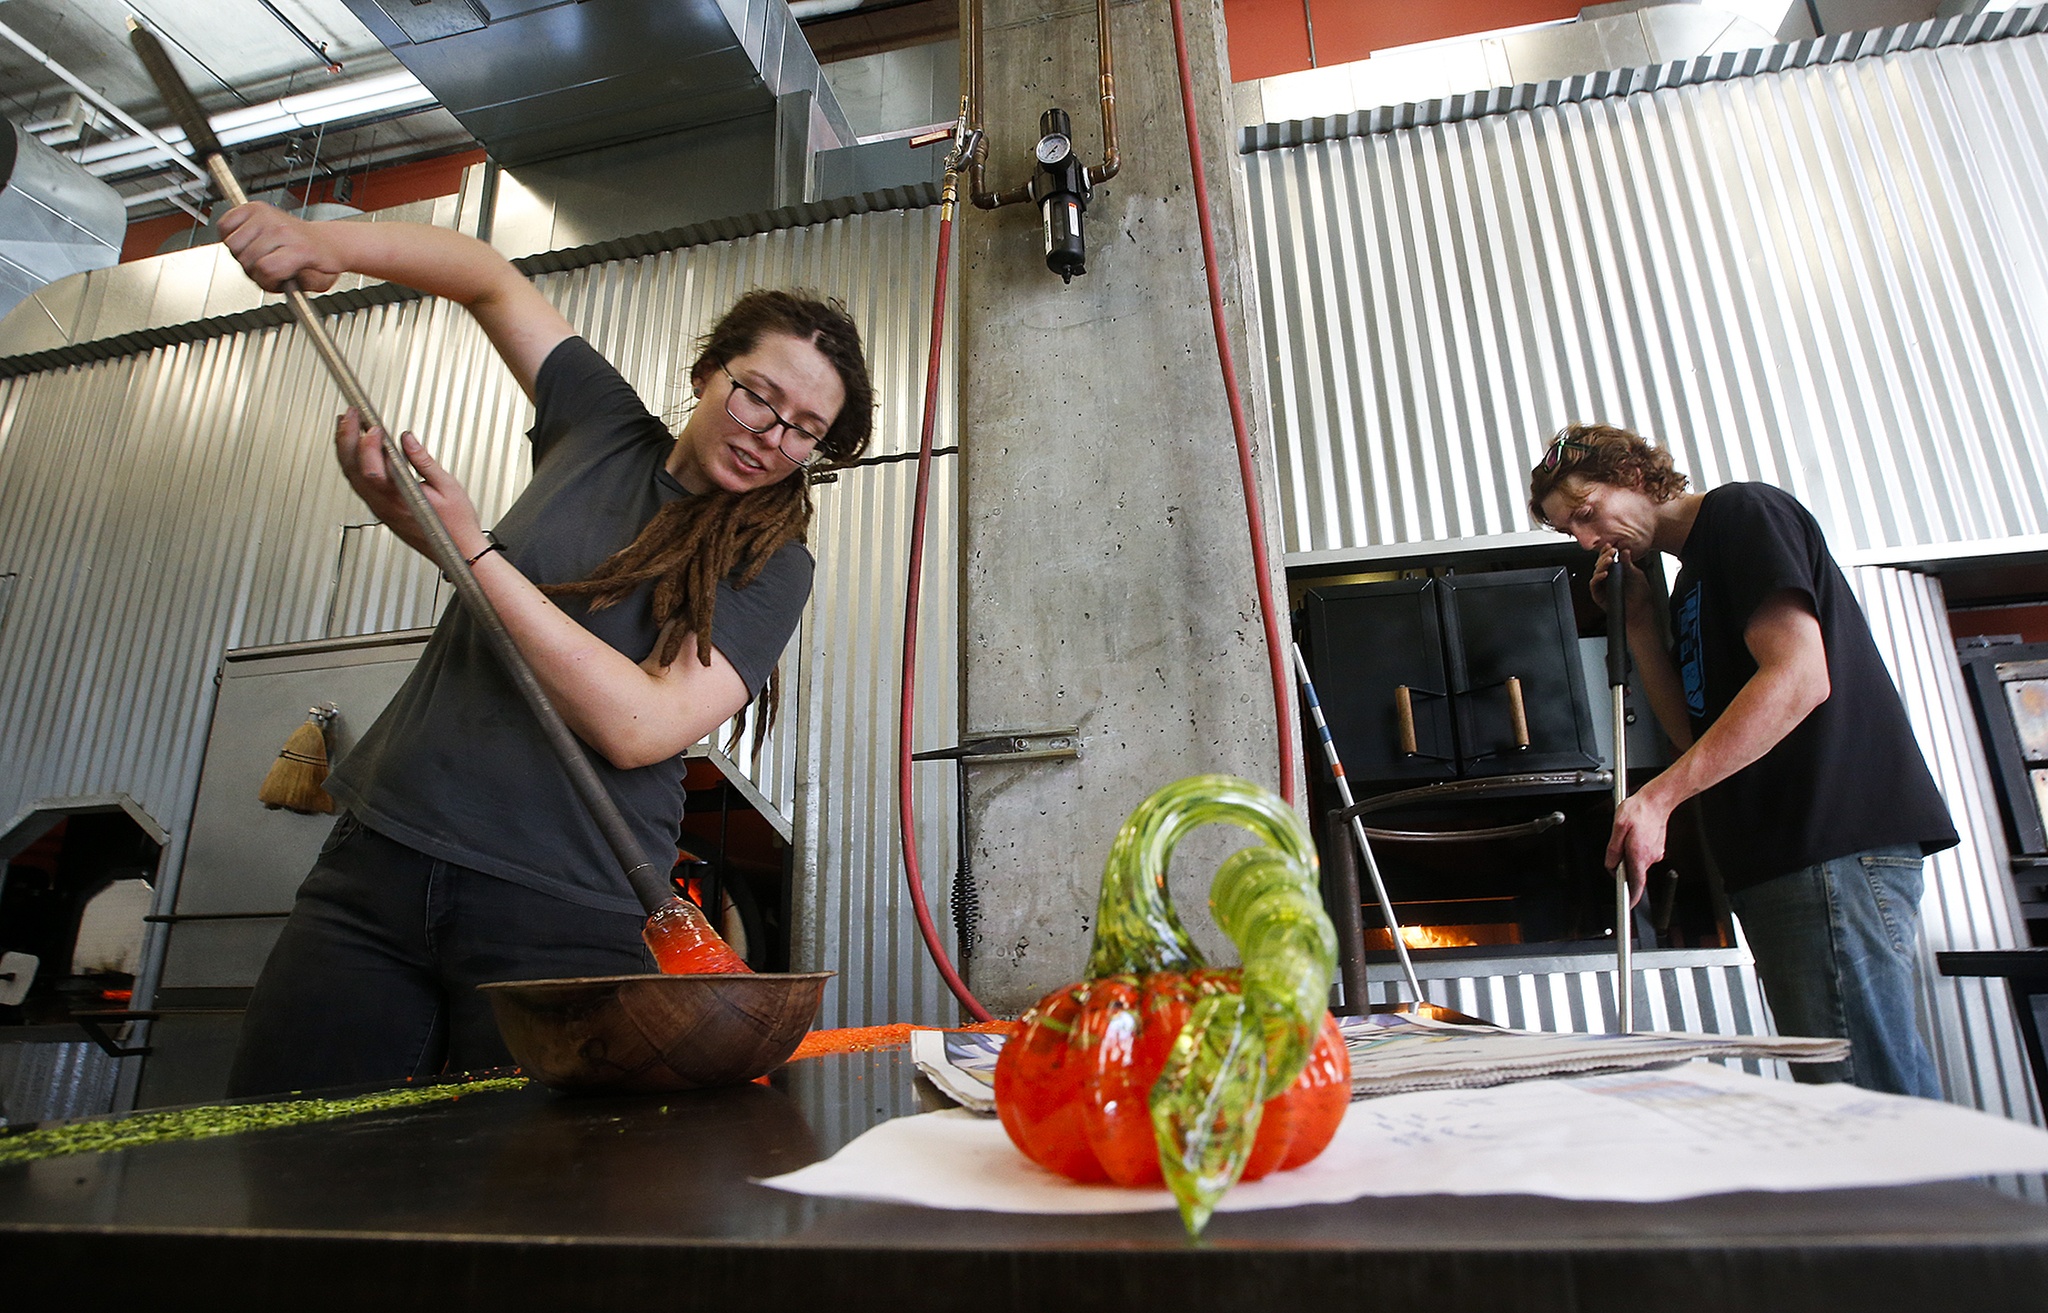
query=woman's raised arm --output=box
[219,201,573,402]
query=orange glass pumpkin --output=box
[995,969,1350,1187]
[990,776,1350,1233]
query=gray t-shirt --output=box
[325,337,813,913]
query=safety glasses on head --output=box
[716,357,826,470]
[1535,428,1595,475]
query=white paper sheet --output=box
[760,1062,2048,1214]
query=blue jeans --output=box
[228,814,657,1097]
[1728,845,1942,1099]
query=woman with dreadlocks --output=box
[216,202,872,1096]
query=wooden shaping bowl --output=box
[479,972,832,1093]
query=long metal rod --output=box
[1365,814,1565,845]
[129,22,671,916]
[1608,567,1633,1033]
[1341,770,1611,817]
[1293,644,1423,1003]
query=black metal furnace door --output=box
[1440,568,1602,777]
[1301,578,1455,785]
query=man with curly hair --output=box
[1530,424,1955,1097]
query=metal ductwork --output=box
[339,0,853,168]
[0,120,124,325]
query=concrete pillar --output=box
[957,0,1292,1014]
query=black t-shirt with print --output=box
[1668,483,1956,890]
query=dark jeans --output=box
[228,814,656,1097]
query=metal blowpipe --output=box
[126,21,673,916]
[1292,644,1425,1005]
[1607,553,1634,1033]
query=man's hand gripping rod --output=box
[128,22,672,915]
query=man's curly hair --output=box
[1528,422,1689,526]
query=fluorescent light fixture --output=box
[75,71,437,175]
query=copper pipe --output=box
[963,0,1118,207]
[963,0,1026,207]
[1086,0,1120,186]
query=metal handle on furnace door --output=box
[1504,676,1530,750]
[1394,685,1417,757]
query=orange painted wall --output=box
[122,212,203,262]
[298,149,485,213]
[1224,0,1585,81]
[1952,605,2048,646]
[1222,0,1317,80]
[119,149,486,264]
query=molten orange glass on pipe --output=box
[642,897,751,975]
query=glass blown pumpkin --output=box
[992,775,1350,1233]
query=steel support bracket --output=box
[911,726,1081,765]
[69,1011,152,1058]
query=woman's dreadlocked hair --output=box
[542,290,874,758]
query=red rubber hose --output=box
[898,181,994,1021]
[1165,0,1300,804]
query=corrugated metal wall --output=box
[1243,20,2045,1119]
[1850,566,2041,1123]
[0,205,964,1073]
[1245,25,2048,558]
[800,451,963,1030]
[1364,951,1781,1074]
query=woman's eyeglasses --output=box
[1536,431,1594,474]
[717,358,826,470]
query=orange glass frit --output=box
[642,896,751,974]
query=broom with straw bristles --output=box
[259,705,339,814]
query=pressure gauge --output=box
[1035,132,1072,165]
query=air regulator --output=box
[1029,107,1092,283]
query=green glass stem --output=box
[1082,774,1336,1235]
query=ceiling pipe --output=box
[789,0,865,17]
[118,176,214,212]
[256,0,344,73]
[0,15,207,184]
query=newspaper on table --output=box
[910,1014,1849,1115]
[1335,1012,1848,1097]
[910,1028,1003,1114]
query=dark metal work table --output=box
[4,1047,2046,1313]
[1939,948,2048,1112]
